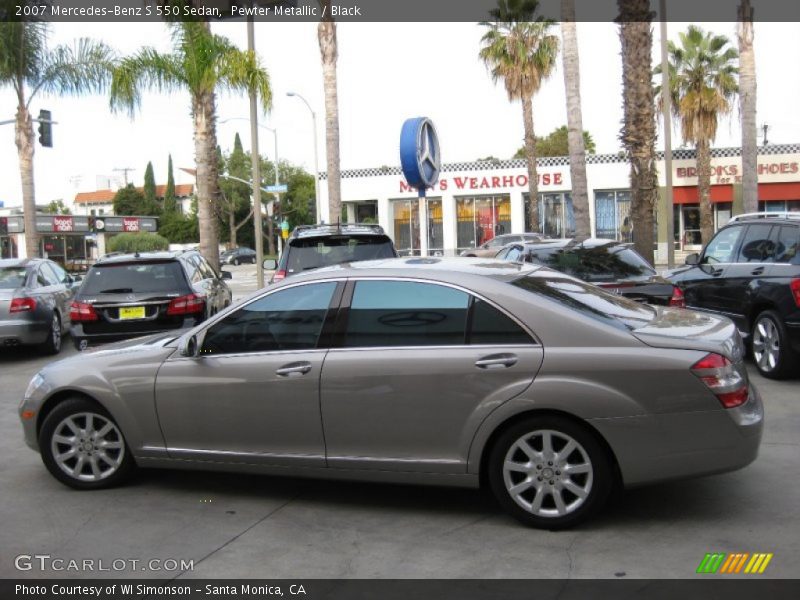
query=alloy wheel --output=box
[752,316,780,373]
[50,412,126,482]
[51,314,61,352]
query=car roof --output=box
[510,238,631,251]
[94,251,188,265]
[727,211,800,225]
[0,258,43,268]
[289,223,388,240]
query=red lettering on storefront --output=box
[469,178,478,189]
[399,181,414,193]
[554,173,563,185]
[123,218,140,232]
[502,175,514,187]
[491,176,501,187]
[542,174,551,185]
[515,175,528,187]
[439,179,448,190]
[479,177,490,188]
[52,216,73,232]
[454,177,468,189]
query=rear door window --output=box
[773,225,799,263]
[469,299,534,345]
[0,267,29,289]
[736,224,775,263]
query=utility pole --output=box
[113,167,135,186]
[247,14,265,288]
[659,0,675,268]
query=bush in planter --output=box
[107,232,170,254]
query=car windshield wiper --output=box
[97,288,134,293]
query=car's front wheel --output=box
[752,310,796,379]
[39,398,135,490]
[488,415,613,529]
[233,257,241,266]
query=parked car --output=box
[495,238,684,306]
[459,233,545,258]
[267,223,397,283]
[0,258,79,354]
[665,211,800,379]
[220,247,257,265]
[22,257,762,529]
[69,250,233,350]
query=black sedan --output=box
[0,258,80,354]
[495,238,684,306]
[220,247,256,265]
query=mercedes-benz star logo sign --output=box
[416,120,441,187]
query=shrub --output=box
[107,232,170,253]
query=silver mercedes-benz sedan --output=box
[19,258,763,529]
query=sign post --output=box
[399,117,441,257]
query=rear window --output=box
[526,244,656,282]
[285,236,396,274]
[512,271,656,331]
[0,267,29,289]
[80,262,187,294]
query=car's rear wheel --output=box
[233,257,241,266]
[39,313,62,355]
[488,415,613,529]
[752,310,796,379]
[39,398,135,490]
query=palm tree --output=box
[0,21,114,259]
[617,0,659,265]
[318,0,342,223]
[560,0,590,238]
[480,0,559,233]
[657,25,738,245]
[110,21,272,271]
[738,0,758,214]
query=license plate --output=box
[119,306,146,320]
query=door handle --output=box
[276,362,312,377]
[710,268,724,277]
[751,267,765,275]
[475,354,518,369]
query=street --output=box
[1,265,798,580]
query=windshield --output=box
[512,271,656,331]
[526,244,656,282]
[0,267,29,290]
[285,236,396,274]
[80,262,187,294]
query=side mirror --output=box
[685,253,700,266]
[220,270,233,280]
[263,258,278,270]
[179,334,199,358]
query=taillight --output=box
[669,286,686,308]
[272,269,286,282]
[69,301,98,322]
[9,297,36,313]
[167,294,205,316]
[691,352,748,409]
[790,278,800,308]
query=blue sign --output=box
[265,184,288,193]
[400,117,441,197]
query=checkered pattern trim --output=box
[318,143,800,180]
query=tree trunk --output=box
[521,95,539,233]
[192,90,222,272]
[229,209,237,249]
[561,1,590,238]
[697,138,714,245]
[15,103,39,259]
[618,1,658,265]
[318,11,342,224]
[738,0,758,214]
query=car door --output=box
[196,254,230,311]
[42,261,75,327]
[720,223,776,329]
[680,224,746,313]
[34,263,68,321]
[154,280,342,466]
[319,279,543,474]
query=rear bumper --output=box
[0,319,49,346]
[590,383,763,487]
[786,320,800,354]
[71,317,199,348]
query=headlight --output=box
[24,373,46,399]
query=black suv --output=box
[269,223,397,283]
[70,250,233,350]
[666,212,800,378]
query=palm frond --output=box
[0,21,48,95]
[110,48,184,117]
[216,47,272,114]
[32,38,116,104]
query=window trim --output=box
[330,276,541,351]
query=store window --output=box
[456,195,511,253]
[594,190,631,241]
[427,199,444,256]
[392,199,420,256]
[759,200,800,213]
[522,192,576,239]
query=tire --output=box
[39,312,62,355]
[251,256,257,264]
[39,397,135,490]
[233,258,240,266]
[487,415,613,529]
[751,310,797,379]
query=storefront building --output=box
[322,143,800,263]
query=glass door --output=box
[392,199,420,256]
[681,206,702,250]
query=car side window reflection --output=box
[344,281,469,347]
[736,224,775,263]
[200,282,337,355]
[703,226,744,264]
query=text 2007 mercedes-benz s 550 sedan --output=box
[19,258,763,529]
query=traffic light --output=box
[38,110,52,148]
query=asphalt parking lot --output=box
[1,264,798,580]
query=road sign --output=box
[265,184,288,193]
[400,117,441,197]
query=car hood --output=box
[632,307,744,362]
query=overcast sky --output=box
[1,21,799,208]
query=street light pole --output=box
[287,91,321,223]
[246,16,265,288]
[660,0,675,269]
